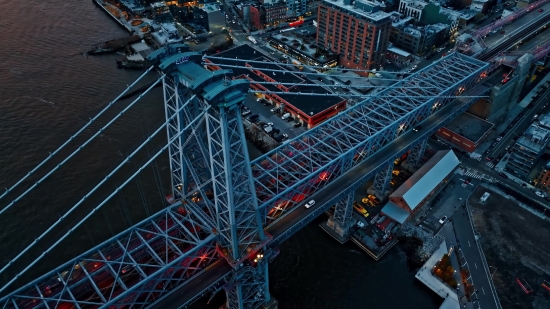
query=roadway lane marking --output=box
[482,287,486,295]
[475,263,478,269]
[468,241,471,247]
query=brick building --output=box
[249,4,263,30]
[435,112,493,153]
[316,0,392,76]
[205,45,346,128]
[262,2,287,26]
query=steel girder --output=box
[269,85,491,246]
[0,201,218,309]
[372,164,394,196]
[206,105,267,263]
[332,192,355,227]
[251,53,488,226]
[224,260,270,309]
[163,77,217,231]
[407,139,428,168]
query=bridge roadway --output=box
[151,83,491,309]
[483,3,550,50]
[480,0,550,46]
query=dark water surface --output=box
[0,1,441,308]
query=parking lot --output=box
[242,93,306,141]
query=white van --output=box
[281,113,291,120]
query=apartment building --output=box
[316,0,392,75]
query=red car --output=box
[539,9,544,12]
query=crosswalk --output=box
[463,171,484,179]
[474,156,495,168]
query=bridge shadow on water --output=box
[190,215,442,309]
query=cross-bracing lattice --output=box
[0,201,218,309]
[250,53,488,226]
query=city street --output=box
[453,196,500,309]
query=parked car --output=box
[270,107,280,113]
[294,122,301,128]
[535,191,544,197]
[438,216,448,224]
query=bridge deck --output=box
[251,53,487,225]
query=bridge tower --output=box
[150,46,277,309]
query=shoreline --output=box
[92,0,141,35]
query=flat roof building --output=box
[436,112,494,153]
[316,0,392,76]
[205,45,345,128]
[269,33,339,67]
[506,124,550,179]
[382,150,459,223]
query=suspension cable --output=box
[0,69,159,216]
[0,95,207,294]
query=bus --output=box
[281,27,296,33]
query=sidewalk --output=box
[415,241,461,309]
[439,223,475,309]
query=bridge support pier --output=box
[369,163,393,199]
[325,191,355,239]
[406,139,428,169]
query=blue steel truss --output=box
[252,53,489,226]
[151,47,272,309]
[268,84,491,247]
[0,51,490,309]
[0,201,218,309]
[332,192,354,227]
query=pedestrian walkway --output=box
[463,171,484,180]
[415,241,461,309]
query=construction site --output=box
[468,186,550,309]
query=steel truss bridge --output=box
[0,45,490,309]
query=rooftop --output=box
[517,124,550,152]
[388,46,411,57]
[538,113,550,130]
[389,12,413,27]
[321,0,391,22]
[270,33,338,64]
[202,3,221,13]
[381,201,411,223]
[456,9,478,20]
[215,45,344,115]
[443,112,494,143]
[390,150,460,211]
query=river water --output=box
[0,0,441,308]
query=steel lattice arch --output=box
[0,45,489,309]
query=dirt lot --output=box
[469,186,550,309]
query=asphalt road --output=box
[453,190,500,309]
[482,1,550,47]
[486,86,550,160]
[515,24,550,51]
[150,261,232,309]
